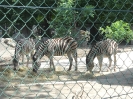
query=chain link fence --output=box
[0,0,133,99]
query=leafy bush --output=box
[99,20,133,43]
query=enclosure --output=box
[0,0,133,99]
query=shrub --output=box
[99,20,133,43]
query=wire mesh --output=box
[0,0,133,99]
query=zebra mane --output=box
[87,47,97,62]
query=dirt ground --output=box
[0,42,133,99]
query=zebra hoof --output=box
[13,68,17,71]
[33,69,37,73]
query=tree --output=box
[50,0,95,37]
[2,0,132,39]
[88,0,133,24]
[0,0,57,37]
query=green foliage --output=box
[88,0,133,24]
[0,0,56,25]
[50,0,95,37]
[50,0,75,37]
[99,20,133,43]
[1,0,133,39]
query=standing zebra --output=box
[86,39,118,73]
[32,37,78,73]
[13,38,35,70]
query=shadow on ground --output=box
[95,68,133,86]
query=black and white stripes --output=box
[13,38,35,70]
[13,36,118,73]
[86,39,118,72]
[32,37,78,72]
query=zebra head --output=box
[86,53,95,72]
[86,60,94,72]
[32,52,41,73]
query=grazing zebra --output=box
[32,37,78,73]
[13,38,35,70]
[86,39,118,73]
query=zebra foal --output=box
[32,37,78,73]
[86,39,118,73]
[13,38,35,70]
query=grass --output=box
[0,65,95,87]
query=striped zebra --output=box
[32,37,78,73]
[86,39,118,73]
[13,38,35,70]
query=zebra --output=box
[13,38,35,70]
[32,36,78,73]
[86,39,118,73]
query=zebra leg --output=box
[108,55,112,72]
[29,50,35,68]
[97,56,103,73]
[72,51,77,71]
[22,54,24,66]
[31,50,35,60]
[26,55,30,67]
[13,53,20,70]
[67,53,73,71]
[114,54,116,71]
[50,58,55,71]
[48,55,55,71]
